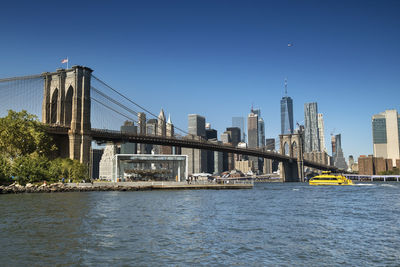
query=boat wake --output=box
[380,184,397,188]
[353,183,375,186]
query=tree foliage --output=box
[49,158,88,182]
[11,154,51,185]
[0,110,89,185]
[379,168,400,175]
[0,156,11,185]
[0,110,56,160]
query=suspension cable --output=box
[0,74,44,83]
[91,86,139,116]
[91,97,138,123]
[92,75,192,137]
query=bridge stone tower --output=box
[279,133,305,182]
[42,66,92,164]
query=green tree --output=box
[11,154,51,185]
[71,160,88,182]
[0,156,11,185]
[0,110,89,184]
[380,168,400,175]
[48,158,64,182]
[48,158,88,182]
[0,110,56,160]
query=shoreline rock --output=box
[0,181,253,194]
[0,183,154,194]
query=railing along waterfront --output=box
[344,174,400,182]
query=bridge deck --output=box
[45,124,340,171]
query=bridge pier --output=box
[42,66,92,164]
[279,133,304,182]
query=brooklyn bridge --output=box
[0,66,342,181]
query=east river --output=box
[1,182,400,266]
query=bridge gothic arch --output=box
[42,66,93,163]
[279,133,304,182]
[50,88,58,124]
[64,85,73,127]
[284,142,290,156]
[292,141,298,158]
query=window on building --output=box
[372,118,387,144]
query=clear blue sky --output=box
[1,0,400,160]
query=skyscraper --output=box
[157,109,167,154]
[331,135,336,157]
[157,109,166,137]
[188,114,206,137]
[182,114,207,174]
[304,102,320,152]
[146,119,157,154]
[226,127,241,147]
[205,125,217,174]
[317,113,326,152]
[372,109,400,167]
[252,108,265,148]
[333,134,347,170]
[120,121,137,154]
[232,117,245,142]
[265,138,275,151]
[258,117,265,148]
[165,114,175,154]
[247,110,258,149]
[280,79,294,134]
[248,109,259,172]
[146,119,157,136]
[137,112,146,154]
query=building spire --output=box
[167,113,172,124]
[284,78,288,96]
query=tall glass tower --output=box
[280,79,294,134]
[252,109,265,147]
[304,102,320,152]
[232,117,245,142]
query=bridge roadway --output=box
[45,125,340,172]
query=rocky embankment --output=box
[1,181,254,194]
[0,182,152,194]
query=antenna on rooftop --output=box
[284,78,288,96]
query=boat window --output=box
[311,177,338,180]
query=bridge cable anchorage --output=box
[91,75,199,139]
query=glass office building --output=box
[372,110,400,166]
[304,102,320,152]
[232,116,245,142]
[281,96,294,134]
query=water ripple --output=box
[1,183,400,266]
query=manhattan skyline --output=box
[1,0,400,159]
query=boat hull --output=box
[309,172,354,186]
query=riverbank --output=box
[0,181,253,194]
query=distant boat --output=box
[309,171,354,186]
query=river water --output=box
[1,182,400,266]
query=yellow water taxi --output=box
[309,171,354,185]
